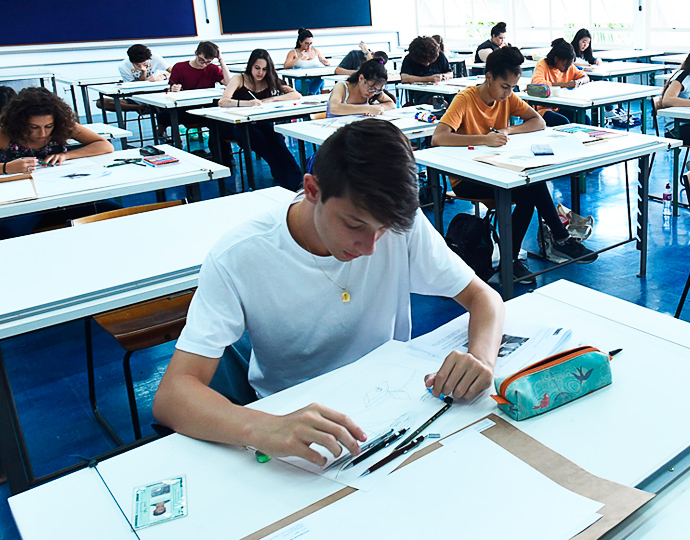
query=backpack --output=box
[445,212,497,282]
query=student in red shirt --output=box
[169,41,231,91]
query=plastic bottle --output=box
[663,182,672,218]
[415,111,437,123]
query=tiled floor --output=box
[2,101,689,538]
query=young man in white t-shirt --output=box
[153,120,505,466]
[118,44,171,83]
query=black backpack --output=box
[445,212,497,282]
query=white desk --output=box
[276,66,337,88]
[274,110,438,170]
[594,49,663,62]
[468,58,538,74]
[322,72,402,83]
[0,66,57,93]
[188,95,330,190]
[651,53,688,65]
[516,80,661,133]
[90,81,172,130]
[9,280,690,538]
[55,75,124,123]
[73,123,133,149]
[0,145,230,219]
[130,89,225,149]
[0,187,295,494]
[582,61,671,85]
[397,75,531,98]
[656,106,690,215]
[414,127,680,298]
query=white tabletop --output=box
[0,67,54,82]
[0,145,230,220]
[130,88,224,109]
[582,61,671,78]
[90,80,171,96]
[274,109,438,146]
[322,72,402,83]
[398,75,531,96]
[187,95,330,125]
[54,75,123,86]
[467,59,538,71]
[516,80,661,108]
[595,49,663,61]
[9,279,690,539]
[414,126,679,187]
[0,187,293,340]
[79,123,133,140]
[276,66,337,79]
[651,53,688,64]
[657,106,690,121]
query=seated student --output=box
[119,44,171,82]
[327,59,395,117]
[284,28,330,95]
[0,86,16,114]
[570,29,602,66]
[432,34,445,53]
[169,41,231,92]
[531,38,590,127]
[400,36,453,84]
[152,120,505,465]
[475,22,509,63]
[432,47,597,284]
[0,87,114,239]
[661,52,690,145]
[218,49,303,191]
[335,42,389,76]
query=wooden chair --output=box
[71,200,194,444]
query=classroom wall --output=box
[0,0,417,117]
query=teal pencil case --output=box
[491,346,612,421]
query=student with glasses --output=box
[169,41,231,92]
[327,59,395,118]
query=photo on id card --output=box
[133,475,187,529]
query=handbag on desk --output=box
[491,346,612,420]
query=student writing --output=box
[327,59,395,117]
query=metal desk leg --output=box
[673,119,680,216]
[170,109,182,149]
[68,85,79,118]
[570,174,581,216]
[576,109,588,193]
[113,97,125,130]
[427,168,443,233]
[0,345,34,494]
[495,188,514,300]
[240,124,256,191]
[298,140,307,174]
[642,98,648,134]
[82,86,93,124]
[99,95,108,124]
[637,155,650,278]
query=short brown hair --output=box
[312,119,419,232]
[0,87,76,145]
[196,41,219,59]
[408,36,440,65]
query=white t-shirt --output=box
[668,69,690,100]
[118,53,170,82]
[176,196,475,398]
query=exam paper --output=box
[30,160,113,197]
[265,431,603,540]
[481,132,589,170]
[0,177,36,205]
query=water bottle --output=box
[415,111,436,123]
[663,182,672,218]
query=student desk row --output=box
[0,187,295,495]
[188,94,331,191]
[396,75,532,102]
[522,48,663,63]
[8,279,690,538]
[75,123,133,150]
[582,61,671,86]
[651,53,688,65]
[0,145,230,220]
[0,66,58,93]
[89,80,173,130]
[55,76,124,123]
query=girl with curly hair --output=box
[0,87,113,175]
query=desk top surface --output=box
[54,75,123,86]
[0,187,293,339]
[398,75,531,95]
[516,80,661,107]
[652,53,688,64]
[130,88,224,108]
[657,106,690,120]
[0,145,230,220]
[9,279,690,539]
[276,66,337,78]
[583,61,671,76]
[188,95,329,124]
[0,67,54,81]
[90,81,171,96]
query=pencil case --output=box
[526,83,551,98]
[491,346,612,421]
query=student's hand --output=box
[431,74,443,83]
[484,131,509,146]
[425,350,493,401]
[364,104,385,116]
[562,80,577,89]
[44,153,67,166]
[148,73,166,82]
[247,99,262,107]
[359,41,369,53]
[256,403,367,466]
[595,58,602,66]
[171,84,182,92]
[6,157,38,174]
[300,50,311,60]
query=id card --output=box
[133,475,187,530]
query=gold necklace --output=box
[295,202,352,303]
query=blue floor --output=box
[2,100,689,538]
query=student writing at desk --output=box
[153,120,504,466]
[0,87,114,239]
[218,49,303,191]
[571,29,602,66]
[327,59,395,117]
[661,52,690,145]
[431,47,597,285]
[401,36,453,105]
[531,38,590,127]
[119,43,171,82]
[284,28,330,95]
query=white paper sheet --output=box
[266,431,603,540]
[0,178,36,204]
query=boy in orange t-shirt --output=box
[531,38,590,126]
[432,47,597,285]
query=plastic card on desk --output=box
[133,475,187,530]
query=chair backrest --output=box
[651,95,663,137]
[70,199,186,226]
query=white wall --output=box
[0,0,408,116]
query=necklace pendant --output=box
[342,291,351,303]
